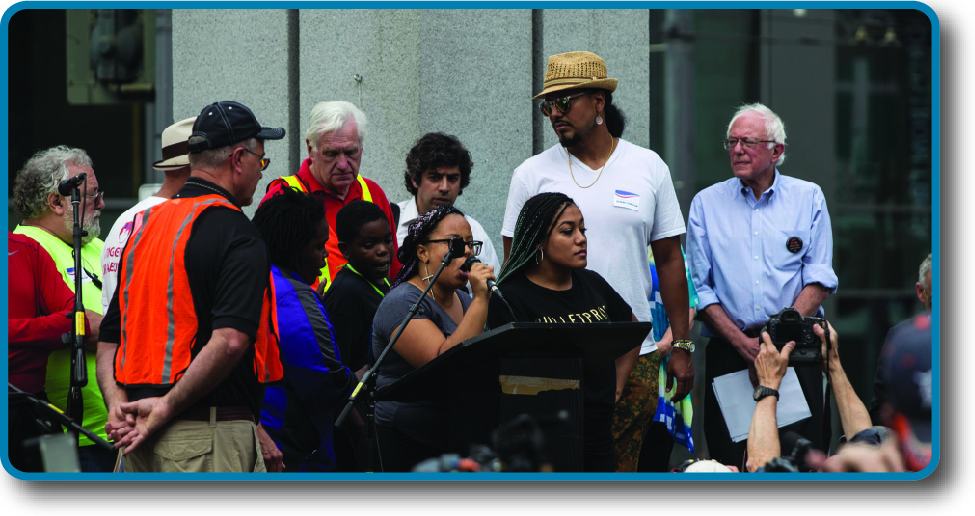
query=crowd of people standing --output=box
[7,50,933,474]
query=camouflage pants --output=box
[611,351,661,472]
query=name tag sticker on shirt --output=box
[613,190,640,211]
[786,236,803,254]
[66,267,93,284]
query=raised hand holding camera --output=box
[755,331,794,391]
[764,307,825,367]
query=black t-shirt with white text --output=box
[487,268,631,469]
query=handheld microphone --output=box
[463,256,518,321]
[462,256,501,295]
[57,173,87,196]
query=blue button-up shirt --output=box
[686,170,838,337]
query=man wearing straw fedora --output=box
[501,51,694,472]
[99,117,195,314]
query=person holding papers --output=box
[685,103,838,470]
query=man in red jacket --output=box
[261,101,400,293]
[7,232,100,471]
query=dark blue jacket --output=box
[260,265,356,472]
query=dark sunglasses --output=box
[538,91,591,117]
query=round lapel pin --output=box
[786,236,803,254]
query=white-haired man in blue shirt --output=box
[686,103,838,469]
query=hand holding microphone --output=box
[462,256,500,296]
[461,256,496,300]
[463,256,518,321]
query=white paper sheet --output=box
[712,368,812,443]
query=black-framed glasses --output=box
[241,148,271,170]
[423,237,483,257]
[539,91,591,117]
[723,137,777,150]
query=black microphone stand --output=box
[8,383,113,452]
[63,183,88,438]
[335,244,461,473]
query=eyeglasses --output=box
[423,237,483,256]
[539,91,591,117]
[71,191,103,204]
[723,137,777,150]
[241,148,271,170]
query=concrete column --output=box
[416,9,533,254]
[172,8,296,216]
[297,9,422,202]
[296,9,531,258]
[663,9,695,214]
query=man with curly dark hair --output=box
[395,132,500,273]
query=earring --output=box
[535,248,544,265]
[595,115,603,125]
[421,262,434,281]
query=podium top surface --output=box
[376,321,651,402]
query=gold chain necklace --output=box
[568,136,616,189]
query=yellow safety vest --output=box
[276,174,374,292]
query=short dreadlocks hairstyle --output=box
[403,132,473,197]
[253,187,327,272]
[391,204,465,289]
[496,192,576,285]
[336,199,388,244]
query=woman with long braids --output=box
[487,192,637,472]
[371,205,495,471]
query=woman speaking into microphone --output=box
[371,205,495,472]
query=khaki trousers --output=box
[125,407,266,473]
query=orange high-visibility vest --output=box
[115,194,282,386]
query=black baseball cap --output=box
[187,101,285,154]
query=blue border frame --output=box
[0,0,940,482]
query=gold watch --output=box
[673,339,695,353]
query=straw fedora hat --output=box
[152,116,197,170]
[533,51,618,100]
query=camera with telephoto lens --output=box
[764,307,824,367]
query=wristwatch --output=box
[673,339,695,353]
[753,385,780,402]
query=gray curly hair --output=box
[13,145,93,219]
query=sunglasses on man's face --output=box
[241,148,271,171]
[539,91,591,117]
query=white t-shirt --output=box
[396,197,501,274]
[100,196,168,314]
[501,139,686,355]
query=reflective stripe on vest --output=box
[116,194,283,386]
[273,173,374,292]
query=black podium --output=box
[375,321,651,471]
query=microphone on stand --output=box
[57,173,87,196]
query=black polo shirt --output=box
[101,178,271,417]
